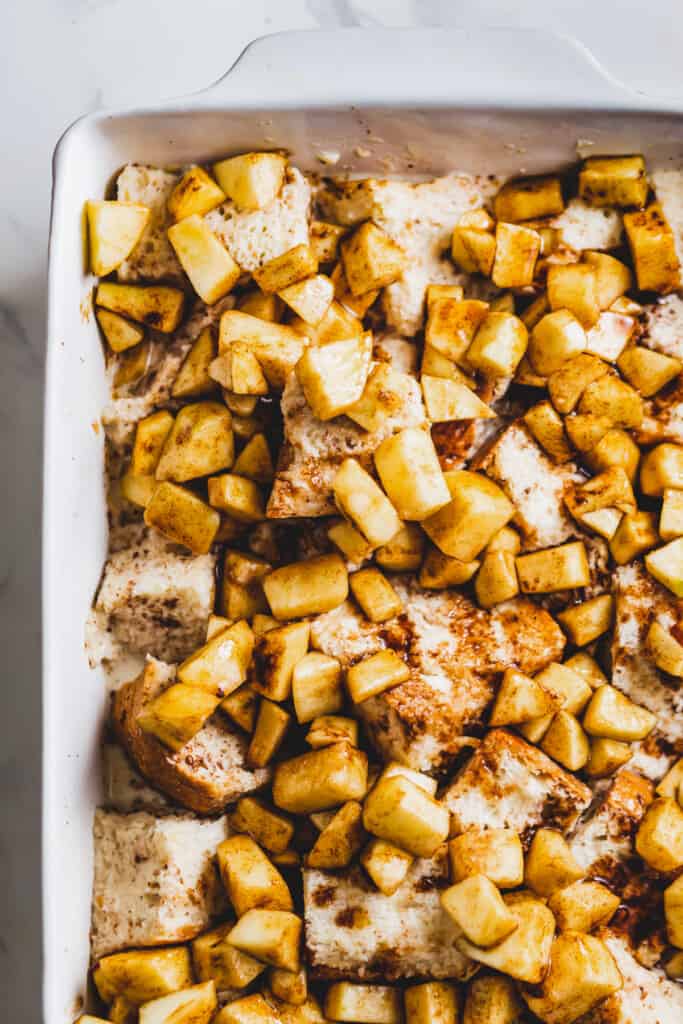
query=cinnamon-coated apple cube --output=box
[421,343,472,383]
[252,621,309,702]
[489,668,559,727]
[307,800,364,869]
[176,619,253,697]
[494,175,564,222]
[584,250,633,308]
[168,215,241,304]
[168,166,225,221]
[227,909,301,972]
[462,975,523,1024]
[296,333,372,420]
[213,152,286,211]
[156,402,233,482]
[137,684,220,751]
[216,834,293,916]
[547,263,600,328]
[578,374,643,428]
[418,547,480,589]
[583,684,656,740]
[247,699,290,768]
[362,774,449,858]
[521,932,622,1024]
[214,993,279,1024]
[524,828,584,897]
[441,874,517,948]
[208,474,264,522]
[227,344,268,396]
[238,289,284,322]
[310,220,347,263]
[422,470,514,561]
[455,894,555,984]
[264,554,349,620]
[374,428,450,521]
[325,983,402,1024]
[535,662,593,715]
[609,509,658,564]
[144,482,220,554]
[272,742,368,813]
[657,757,683,798]
[138,981,216,1024]
[349,568,402,623]
[87,200,150,276]
[586,738,632,779]
[547,880,620,932]
[564,652,608,690]
[664,875,683,948]
[96,282,184,333]
[346,649,410,704]
[330,261,379,317]
[557,594,613,646]
[426,283,465,307]
[516,541,590,594]
[660,488,683,541]
[425,298,489,362]
[635,797,683,871]
[566,467,635,525]
[449,827,524,889]
[333,459,402,547]
[523,401,572,462]
[375,523,424,572]
[465,312,528,377]
[491,223,541,288]
[341,221,407,296]
[474,551,519,609]
[252,244,318,294]
[233,434,274,485]
[111,341,155,389]
[96,308,145,353]
[404,982,457,1024]
[641,443,683,496]
[576,507,622,541]
[328,517,376,562]
[647,620,683,677]
[528,310,586,376]
[548,355,609,415]
[346,364,418,432]
[360,838,413,896]
[279,274,334,325]
[172,327,217,399]
[585,310,635,363]
[131,410,175,476]
[618,345,681,397]
[230,796,294,855]
[220,685,259,734]
[451,225,496,275]
[306,715,358,749]
[579,154,648,208]
[93,947,193,1006]
[421,376,494,421]
[218,311,305,389]
[120,471,157,509]
[541,712,590,771]
[268,968,308,1007]
[624,202,681,293]
[585,428,640,483]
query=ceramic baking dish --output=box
[43,25,683,1022]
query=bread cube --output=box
[585,738,632,778]
[557,594,613,646]
[465,312,528,377]
[474,551,519,609]
[96,307,145,353]
[93,946,193,1005]
[489,668,558,726]
[641,443,683,496]
[375,523,424,571]
[138,981,217,1024]
[168,215,241,304]
[374,428,449,521]
[219,311,305,389]
[252,621,309,702]
[421,375,494,421]
[451,225,496,275]
[423,470,514,561]
[273,742,368,813]
[96,282,184,333]
[618,346,681,397]
[363,774,449,858]
[347,650,410,704]
[341,221,407,295]
[516,541,590,594]
[216,834,292,917]
[523,402,572,462]
[541,711,590,771]
[178,619,253,697]
[404,982,457,1024]
[192,922,265,990]
[137,683,220,751]
[521,932,622,1024]
[624,202,681,293]
[306,715,358,749]
[307,801,364,869]
[227,909,301,971]
[645,537,683,595]
[609,510,658,565]
[495,175,564,222]
[584,684,657,741]
[156,402,233,482]
[87,199,150,276]
[548,880,620,932]
[350,568,402,623]
[213,152,286,210]
[548,354,608,414]
[449,828,524,889]
[145,482,220,554]
[233,434,274,484]
[247,699,290,768]
[333,459,401,546]
[525,828,584,897]
[462,974,522,1024]
[548,263,600,329]
[647,620,683,677]
[664,875,683,948]
[230,797,294,855]
[529,310,586,376]
[441,874,517,948]
[360,839,413,896]
[292,652,343,723]
[325,983,402,1024]
[456,893,555,983]
[264,554,348,619]
[635,797,683,871]
[426,298,489,362]
[579,154,648,208]
[585,428,640,483]
[296,333,372,420]
[491,223,541,288]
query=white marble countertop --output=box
[1,0,682,1018]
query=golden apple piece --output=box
[375,523,424,571]
[421,343,472,383]
[422,469,514,561]
[213,152,287,210]
[227,908,301,972]
[247,698,290,768]
[585,310,635,363]
[330,262,379,317]
[548,354,609,415]
[138,981,216,1024]
[296,333,372,420]
[219,311,306,389]
[641,443,683,496]
[360,838,413,896]
[238,289,284,322]
[491,222,541,288]
[273,742,368,813]
[521,932,622,1024]
[346,363,419,432]
[349,568,402,623]
[647,620,683,677]
[279,274,334,325]
[657,757,683,798]
[96,282,184,333]
[535,662,592,715]
[325,983,402,1024]
[192,922,265,990]
[557,594,613,646]
[441,874,518,948]
[548,880,620,932]
[113,339,152,389]
[206,614,232,640]
[269,968,308,1007]
[489,668,559,727]
[77,1017,113,1024]
[233,434,274,484]
[93,947,193,1006]
[144,481,220,554]
[528,309,586,377]
[225,344,268,396]
[485,525,521,555]
[636,797,683,871]
[494,174,564,222]
[264,554,348,620]
[523,401,572,462]
[168,215,241,304]
[171,326,217,399]
[405,982,457,1024]
[230,796,294,855]
[516,541,590,594]
[578,373,643,428]
[521,291,550,330]
[220,684,259,734]
[340,221,407,296]
[425,297,489,362]
[577,507,623,541]
[252,621,310,702]
[474,551,519,609]
[451,225,496,276]
[136,683,220,751]
[208,474,264,522]
[217,834,293,916]
[291,300,362,346]
[346,649,410,704]
[362,774,449,857]
[374,428,450,521]
[215,993,279,1024]
[168,166,225,221]
[333,459,401,547]
[541,711,590,771]
[666,951,683,979]
[583,684,656,740]
[310,220,347,263]
[579,154,648,208]
[131,410,175,476]
[525,828,584,897]
[96,308,145,353]
[547,263,600,329]
[585,428,640,483]
[177,619,254,696]
[421,375,493,422]
[456,893,555,984]
[564,652,608,690]
[426,283,465,307]
[87,199,150,276]
[120,471,157,509]
[307,800,364,869]
[292,653,343,724]
[660,488,683,541]
[609,509,658,565]
[584,250,633,308]
[378,763,437,796]
[155,401,233,483]
[449,827,524,889]
[624,201,681,293]
[664,874,683,948]
[462,975,523,1024]
[306,715,358,749]
[565,466,636,522]
[253,244,318,294]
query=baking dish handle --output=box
[197,26,652,111]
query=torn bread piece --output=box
[303,847,475,981]
[570,770,654,879]
[441,729,592,841]
[581,930,683,1023]
[91,808,228,959]
[550,197,624,252]
[94,529,216,664]
[311,577,564,772]
[112,657,270,814]
[101,743,170,814]
[652,166,683,269]
[116,164,184,282]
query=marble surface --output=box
[1,0,682,1019]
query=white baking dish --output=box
[43,25,683,1022]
